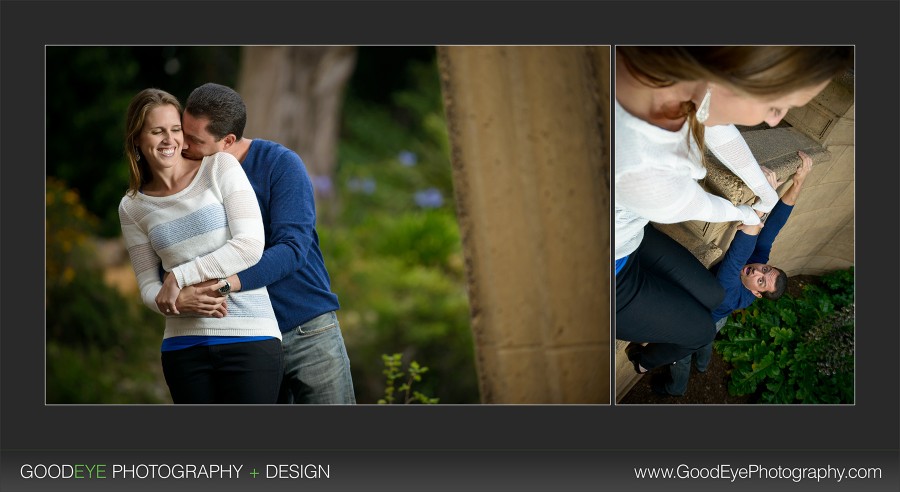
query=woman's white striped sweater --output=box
[118,152,280,340]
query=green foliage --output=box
[716,268,854,404]
[326,52,479,403]
[370,211,463,270]
[46,179,169,403]
[325,238,476,403]
[46,178,100,290]
[336,58,454,220]
[378,353,440,404]
[47,48,139,237]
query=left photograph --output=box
[46,46,611,404]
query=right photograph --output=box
[613,46,855,405]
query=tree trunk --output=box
[237,46,358,215]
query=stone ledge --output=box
[704,127,831,205]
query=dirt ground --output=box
[618,275,820,405]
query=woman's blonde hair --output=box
[124,88,183,196]
[617,46,853,161]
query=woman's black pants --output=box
[615,225,724,370]
[161,338,284,404]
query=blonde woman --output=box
[119,88,282,403]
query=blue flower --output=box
[347,177,376,195]
[414,188,444,208]
[310,175,334,196]
[398,150,418,167]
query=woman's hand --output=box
[737,204,761,226]
[156,272,182,315]
[738,222,763,236]
[760,166,786,191]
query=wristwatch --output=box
[217,278,232,295]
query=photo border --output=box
[3,1,898,490]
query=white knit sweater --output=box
[614,99,777,260]
[118,152,280,340]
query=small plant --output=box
[716,267,854,404]
[377,353,440,404]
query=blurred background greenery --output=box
[46,46,479,404]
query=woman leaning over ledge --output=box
[614,46,853,374]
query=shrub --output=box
[716,267,854,404]
[46,179,169,403]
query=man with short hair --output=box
[176,82,355,404]
[656,151,813,396]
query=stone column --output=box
[438,46,610,404]
[774,71,855,275]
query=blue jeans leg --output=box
[278,311,356,404]
[696,318,727,372]
[666,354,693,396]
[693,342,714,373]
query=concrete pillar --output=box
[438,46,610,404]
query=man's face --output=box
[181,112,226,160]
[741,263,779,298]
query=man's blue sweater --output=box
[710,200,794,322]
[237,139,340,332]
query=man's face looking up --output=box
[741,263,779,298]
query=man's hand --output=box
[780,150,813,206]
[175,278,229,318]
[792,151,813,186]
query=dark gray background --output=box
[3,450,898,491]
[2,1,897,491]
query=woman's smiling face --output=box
[135,104,183,171]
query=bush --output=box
[46,179,169,403]
[716,267,854,404]
[328,249,476,404]
[322,54,479,403]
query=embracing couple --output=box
[119,83,355,405]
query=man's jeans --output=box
[278,311,356,404]
[666,317,728,396]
